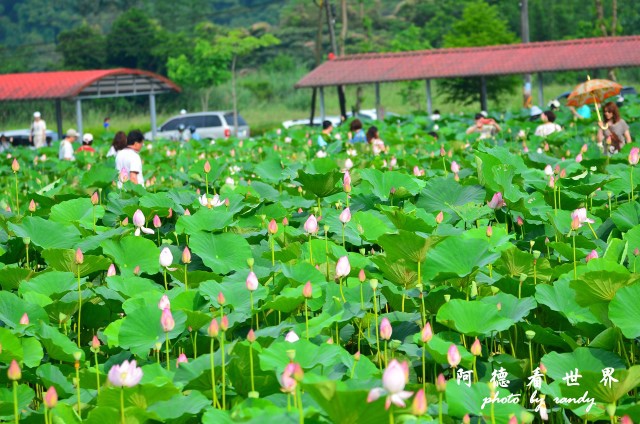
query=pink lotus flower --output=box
[133,210,154,236]
[585,250,599,263]
[204,160,211,173]
[247,329,256,343]
[575,153,583,163]
[571,208,594,224]
[516,216,524,227]
[19,313,29,325]
[285,330,300,343]
[246,271,259,291]
[544,164,553,176]
[304,215,318,234]
[421,322,433,343]
[358,269,366,282]
[268,219,278,234]
[344,158,354,170]
[486,225,493,237]
[220,315,229,331]
[280,362,304,393]
[182,247,191,264]
[158,295,170,310]
[367,359,413,410]
[451,161,460,174]
[380,317,392,340]
[488,192,506,209]
[447,344,461,367]
[107,264,116,276]
[302,281,313,299]
[339,208,351,224]
[108,360,143,387]
[11,158,19,172]
[91,335,101,351]
[630,147,640,165]
[436,373,447,392]
[335,256,351,278]
[471,338,482,356]
[160,308,175,332]
[44,386,58,409]
[176,353,188,367]
[436,211,444,224]
[548,175,555,188]
[28,199,36,212]
[217,292,226,306]
[199,194,225,208]
[7,360,21,380]
[412,389,427,416]
[208,319,219,337]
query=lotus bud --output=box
[159,247,173,267]
[539,362,547,374]
[421,322,433,343]
[517,216,524,226]
[635,248,640,256]
[19,313,29,325]
[160,308,175,332]
[158,295,170,310]
[133,209,145,227]
[620,416,632,424]
[182,247,191,264]
[23,237,30,246]
[354,351,361,361]
[358,269,366,282]
[204,160,211,173]
[323,224,329,233]
[91,335,101,351]
[175,353,188,368]
[326,337,334,344]
[379,318,392,340]
[73,351,82,361]
[268,219,278,234]
[335,256,351,278]
[304,214,318,234]
[28,199,36,212]
[184,209,191,216]
[629,147,640,165]
[436,373,446,392]
[508,415,518,424]
[486,225,493,237]
[246,271,259,291]
[208,319,219,337]
[585,250,598,263]
[435,211,444,224]
[7,360,21,381]
[282,217,289,226]
[122,217,129,226]
[570,216,581,231]
[220,315,229,331]
[153,215,161,228]
[339,207,351,224]
[370,279,378,291]
[217,292,226,306]
[496,302,502,310]
[133,265,140,275]
[285,330,299,343]
[463,414,471,424]
[302,281,313,299]
[44,386,58,409]
[470,338,482,356]
[533,250,541,259]
[91,191,99,205]
[412,388,427,416]
[75,248,84,265]
[247,329,256,343]
[447,344,461,367]
[154,342,162,352]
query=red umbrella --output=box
[566,77,622,125]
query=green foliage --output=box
[106,8,162,71]
[57,24,107,70]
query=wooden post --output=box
[480,77,488,111]
[55,99,63,141]
[375,82,381,120]
[537,73,544,107]
[319,87,326,122]
[425,79,433,115]
[149,93,157,140]
[75,99,83,137]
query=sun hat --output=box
[82,133,94,143]
[34,111,41,118]
[530,106,543,117]
[66,129,79,138]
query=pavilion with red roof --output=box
[295,36,640,119]
[0,68,180,139]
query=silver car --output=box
[147,111,250,141]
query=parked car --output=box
[282,109,387,129]
[146,111,250,141]
[0,129,59,147]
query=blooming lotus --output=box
[176,353,188,367]
[367,359,413,410]
[132,210,154,236]
[571,208,594,224]
[108,360,143,387]
[585,250,599,263]
[199,193,225,208]
[280,362,303,393]
[488,192,506,209]
[285,330,300,343]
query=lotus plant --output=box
[367,359,413,423]
[75,248,84,347]
[335,255,350,302]
[90,335,101,394]
[161,308,175,370]
[182,247,191,291]
[302,281,312,339]
[208,319,220,408]
[11,158,19,215]
[108,360,143,424]
[133,209,154,236]
[159,247,175,290]
[380,317,392,365]
[304,214,318,265]
[420,323,433,391]
[247,329,258,397]
[8,359,20,423]
[339,207,351,248]
[268,218,278,266]
[629,147,639,201]
[43,386,57,424]
[246,271,259,328]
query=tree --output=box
[57,24,106,70]
[440,0,520,107]
[213,29,280,135]
[389,25,432,110]
[106,8,161,71]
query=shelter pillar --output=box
[480,77,488,111]
[75,99,83,137]
[425,79,433,115]
[319,87,325,122]
[375,82,382,120]
[537,73,544,107]
[149,93,157,140]
[55,99,63,140]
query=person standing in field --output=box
[58,129,78,161]
[76,133,96,154]
[115,130,145,186]
[30,112,47,149]
[107,131,127,157]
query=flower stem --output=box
[77,270,82,348]
[163,268,168,291]
[220,333,226,409]
[341,224,345,249]
[339,277,346,303]
[421,341,426,391]
[631,169,634,202]
[270,235,275,267]
[165,332,170,371]
[205,173,209,198]
[373,290,381,371]
[210,338,219,408]
[94,350,100,395]
[305,299,309,340]
[14,173,20,216]
[13,380,18,424]
[184,264,188,291]
[296,385,304,424]
[249,341,255,393]
[438,393,443,424]
[572,232,577,280]
[92,205,96,233]
[120,387,125,424]
[308,235,314,265]
[75,361,81,413]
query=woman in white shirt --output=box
[115,130,145,187]
[534,110,562,137]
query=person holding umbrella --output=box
[597,102,631,153]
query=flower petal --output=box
[367,388,385,403]
[142,227,155,235]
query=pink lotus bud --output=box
[571,216,581,231]
[220,315,229,331]
[176,353,188,367]
[208,319,219,337]
[182,247,191,264]
[549,175,555,188]
[343,171,351,188]
[268,219,278,234]
[629,147,640,165]
[380,317,392,340]
[463,414,471,424]
[159,247,173,267]
[302,281,313,299]
[436,211,444,224]
[158,295,170,310]
[471,338,482,356]
[421,322,433,343]
[44,386,58,409]
[517,216,524,227]
[75,248,84,265]
[335,256,351,278]
[247,329,256,343]
[224,198,230,207]
[581,143,588,153]
[297,208,303,214]
[91,192,99,205]
[575,153,583,163]
[326,337,334,344]
[544,164,553,176]
[282,217,289,226]
[11,158,20,172]
[496,302,502,311]
[217,292,226,306]
[19,313,29,325]
[508,415,518,424]
[122,217,129,226]
[91,335,101,350]
[620,416,632,424]
[204,160,211,173]
[436,373,446,392]
[635,248,640,256]
[28,199,36,212]
[133,209,145,228]
[451,161,460,174]
[153,215,161,228]
[486,225,493,237]
[412,388,427,416]
[488,192,506,209]
[246,271,259,291]
[304,215,318,234]
[439,145,445,157]
[167,208,173,218]
[160,308,175,332]
[585,249,599,263]
[7,360,21,380]
[285,330,299,343]
[184,209,191,216]
[358,269,366,282]
[133,265,140,275]
[447,344,461,367]
[560,169,567,178]
[339,207,351,224]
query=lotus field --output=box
[1,104,640,424]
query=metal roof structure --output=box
[296,36,640,88]
[0,68,180,139]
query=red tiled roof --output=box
[0,68,180,100]
[296,36,640,88]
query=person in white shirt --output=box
[534,110,562,137]
[58,129,78,160]
[115,130,145,186]
[30,111,47,149]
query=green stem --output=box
[360,282,364,311]
[13,380,18,424]
[305,299,309,340]
[184,264,188,292]
[165,332,170,371]
[631,169,634,203]
[373,291,381,371]
[442,156,447,176]
[438,393,443,424]
[421,341,426,391]
[94,351,100,395]
[341,224,345,249]
[76,363,81,413]
[389,406,395,424]
[249,342,255,393]
[250,291,254,329]
[296,385,304,424]
[163,268,168,291]
[529,341,534,373]
[14,173,19,216]
[384,340,388,366]
[92,205,96,233]
[339,277,346,303]
[573,232,577,280]
[24,244,29,270]
[120,387,125,424]
[77,270,82,348]
[473,357,478,383]
[210,338,219,408]
[270,235,275,267]
[221,333,226,409]
[205,173,209,198]
[308,235,314,265]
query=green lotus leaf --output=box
[359,168,425,201]
[101,235,160,277]
[571,270,635,307]
[147,390,210,421]
[0,291,49,328]
[558,367,640,404]
[0,384,35,418]
[481,292,537,323]
[8,216,81,249]
[541,347,626,382]
[36,322,84,362]
[189,232,252,275]
[42,248,111,277]
[611,200,640,231]
[296,169,342,198]
[377,230,444,263]
[609,284,640,338]
[175,207,235,235]
[535,280,600,325]
[422,236,500,281]
[0,267,35,291]
[36,363,75,396]
[437,299,514,336]
[49,197,105,230]
[417,177,486,215]
[305,380,389,424]
[254,155,287,184]
[19,271,76,299]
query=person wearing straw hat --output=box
[29,112,47,149]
